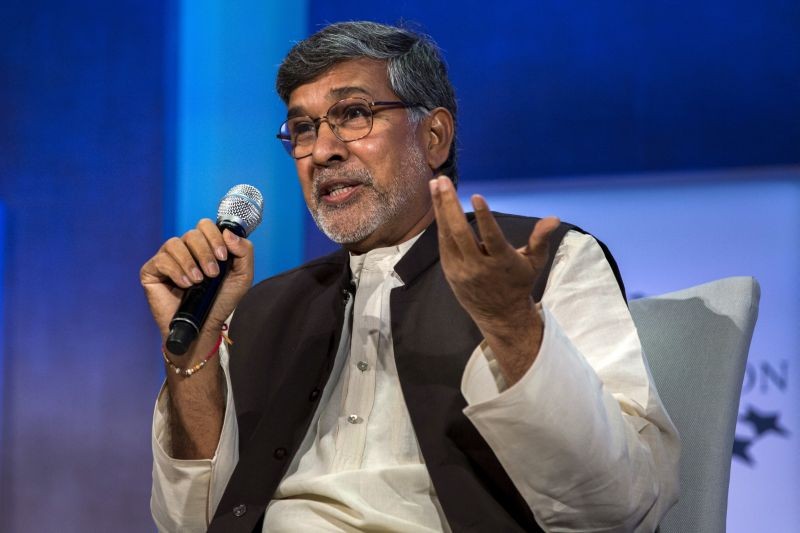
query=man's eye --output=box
[340,104,370,123]
[291,121,316,141]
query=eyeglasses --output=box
[276,97,423,159]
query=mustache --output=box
[312,167,374,197]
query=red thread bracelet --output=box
[162,325,229,377]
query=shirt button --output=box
[346,414,362,424]
[232,504,247,517]
[356,361,369,372]
[273,447,287,460]
[308,388,321,401]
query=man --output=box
[143,21,679,532]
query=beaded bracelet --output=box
[162,324,232,377]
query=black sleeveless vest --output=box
[208,214,624,532]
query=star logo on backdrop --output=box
[732,405,790,465]
[732,437,754,465]
[740,407,789,438]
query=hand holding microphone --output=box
[140,184,264,357]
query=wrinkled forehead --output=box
[285,58,394,116]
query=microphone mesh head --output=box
[216,184,264,237]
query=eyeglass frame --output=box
[276,97,425,159]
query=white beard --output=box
[308,138,429,245]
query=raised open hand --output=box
[430,176,560,383]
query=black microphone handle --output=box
[165,221,246,355]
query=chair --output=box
[629,277,760,533]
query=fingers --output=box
[198,218,228,261]
[471,195,510,256]
[142,219,253,289]
[164,236,204,284]
[430,176,479,260]
[184,219,224,278]
[523,216,561,268]
[140,241,194,289]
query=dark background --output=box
[0,0,797,530]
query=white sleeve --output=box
[150,341,240,532]
[461,230,680,532]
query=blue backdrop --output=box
[0,0,797,530]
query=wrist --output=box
[476,300,544,386]
[163,336,221,377]
[473,297,540,336]
[164,325,227,366]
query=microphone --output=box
[165,184,264,355]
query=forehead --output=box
[286,58,395,113]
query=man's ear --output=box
[423,107,454,171]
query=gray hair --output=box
[276,21,459,185]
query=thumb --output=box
[223,229,249,257]
[222,229,254,277]
[522,217,560,269]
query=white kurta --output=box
[151,230,680,532]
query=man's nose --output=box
[311,120,348,165]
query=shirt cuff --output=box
[461,302,608,441]
[460,305,639,526]
[150,343,239,531]
[461,302,548,406]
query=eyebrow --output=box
[329,85,372,100]
[286,85,374,119]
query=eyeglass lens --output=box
[279,98,375,158]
